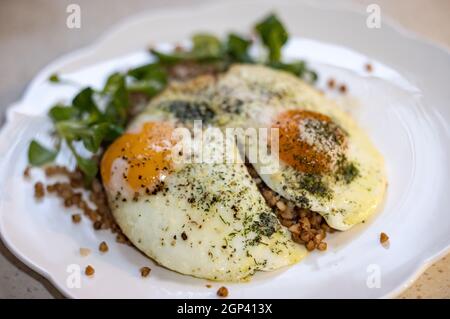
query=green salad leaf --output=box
[48,104,79,122]
[127,63,167,83]
[191,34,224,60]
[28,13,318,186]
[150,34,225,64]
[226,33,253,63]
[28,140,58,166]
[255,13,288,63]
[270,61,318,83]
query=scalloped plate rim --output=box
[0,0,449,299]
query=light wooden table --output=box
[0,0,448,298]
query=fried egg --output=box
[100,110,305,282]
[100,63,386,281]
[215,65,387,231]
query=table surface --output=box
[0,0,449,299]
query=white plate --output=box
[0,0,449,299]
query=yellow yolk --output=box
[272,110,346,174]
[101,122,175,193]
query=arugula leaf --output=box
[150,49,187,65]
[151,33,224,65]
[191,34,223,60]
[80,123,110,153]
[72,87,100,116]
[66,142,98,182]
[103,73,126,95]
[269,61,318,83]
[255,13,288,63]
[76,156,98,180]
[48,104,79,122]
[55,120,88,141]
[28,13,319,186]
[103,73,128,124]
[128,63,167,84]
[226,33,253,63]
[102,123,124,142]
[127,63,167,97]
[28,140,57,166]
[127,80,165,97]
[269,61,306,76]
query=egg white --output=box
[216,65,387,231]
[102,64,386,283]
[103,113,305,282]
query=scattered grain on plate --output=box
[317,242,328,251]
[99,241,109,253]
[79,247,91,257]
[339,84,347,94]
[34,182,45,199]
[327,78,335,89]
[93,220,102,230]
[23,166,31,178]
[71,214,82,224]
[380,232,389,244]
[140,266,151,278]
[365,63,373,73]
[206,284,212,288]
[40,167,129,245]
[217,286,229,297]
[85,265,95,276]
[306,240,316,251]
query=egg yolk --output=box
[273,110,346,174]
[101,122,175,193]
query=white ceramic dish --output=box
[0,0,449,298]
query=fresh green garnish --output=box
[149,13,316,82]
[48,104,79,122]
[151,34,225,64]
[127,63,167,83]
[29,13,318,185]
[69,144,99,180]
[149,13,315,82]
[191,34,224,60]
[72,87,101,119]
[28,140,58,166]
[269,61,318,83]
[255,13,288,63]
[29,68,163,183]
[226,33,253,63]
[103,73,129,125]
[127,63,167,97]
